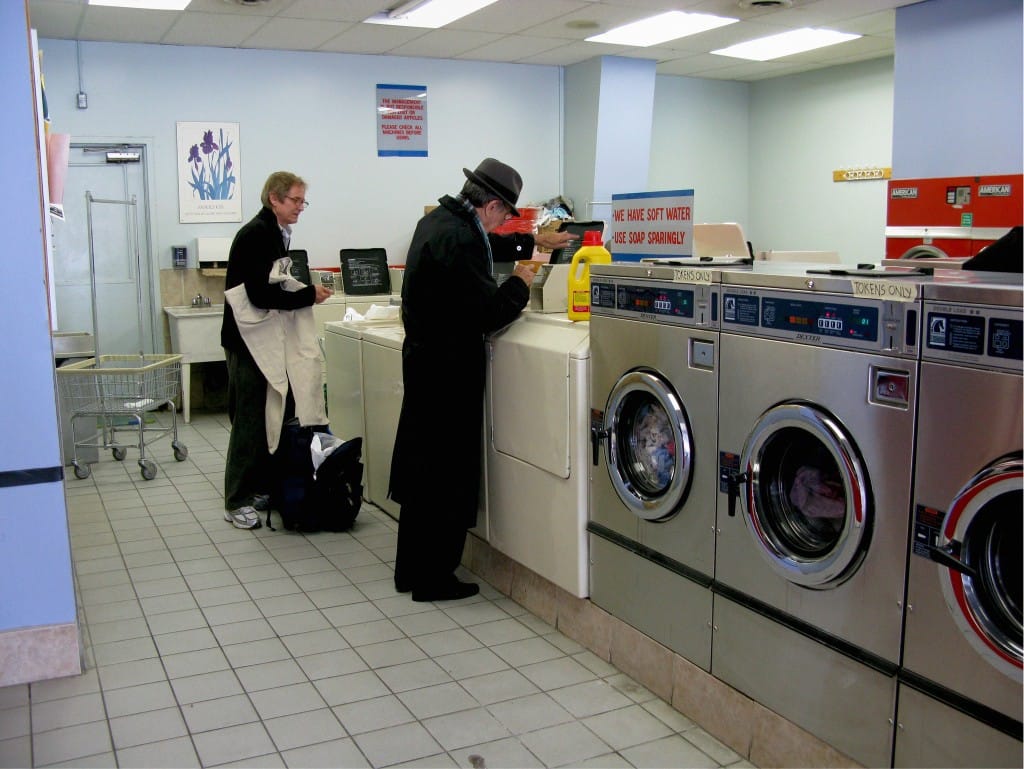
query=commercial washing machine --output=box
[896,277,1022,768]
[714,267,923,768]
[587,261,721,670]
[486,312,591,597]
[323,319,368,444]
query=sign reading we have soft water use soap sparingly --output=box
[610,189,694,259]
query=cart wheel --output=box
[112,446,128,461]
[139,460,158,481]
[172,441,188,462]
[73,462,91,480]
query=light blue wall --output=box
[0,5,76,632]
[748,58,895,260]
[894,0,1023,177]
[649,75,750,231]
[39,40,564,271]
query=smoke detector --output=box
[222,0,273,7]
[738,0,793,8]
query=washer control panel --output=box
[923,302,1022,373]
[591,277,718,328]
[721,287,919,357]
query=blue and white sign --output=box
[376,84,427,157]
[610,189,694,260]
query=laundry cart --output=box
[55,191,187,481]
[57,353,188,480]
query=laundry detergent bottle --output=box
[567,230,611,322]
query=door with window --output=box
[51,143,155,356]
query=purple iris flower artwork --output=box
[185,127,236,200]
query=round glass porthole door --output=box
[739,401,871,588]
[604,369,694,521]
[939,453,1023,680]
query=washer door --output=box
[604,368,694,521]
[740,402,871,588]
[937,452,1023,680]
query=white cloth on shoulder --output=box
[225,257,327,453]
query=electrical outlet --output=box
[77,92,88,109]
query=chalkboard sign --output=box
[340,248,391,295]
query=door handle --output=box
[726,469,748,517]
[927,541,978,580]
[591,426,608,466]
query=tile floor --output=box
[0,411,754,768]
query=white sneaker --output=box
[224,506,261,529]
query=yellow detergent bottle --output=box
[567,230,612,322]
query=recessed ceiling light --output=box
[712,27,861,61]
[365,0,499,29]
[585,11,738,47]
[88,0,191,9]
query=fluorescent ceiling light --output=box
[585,11,737,47]
[88,0,191,9]
[365,0,499,29]
[712,28,861,61]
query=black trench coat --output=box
[389,194,532,527]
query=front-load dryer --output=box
[896,277,1022,768]
[713,267,923,768]
[587,262,721,670]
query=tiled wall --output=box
[462,533,861,769]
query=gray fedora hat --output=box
[463,158,522,217]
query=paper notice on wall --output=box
[377,84,428,157]
[46,132,70,219]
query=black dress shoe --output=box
[395,582,412,594]
[411,579,480,603]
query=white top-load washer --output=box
[361,325,405,520]
[323,319,369,445]
[486,311,591,598]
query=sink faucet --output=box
[191,294,211,307]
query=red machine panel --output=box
[885,174,1022,260]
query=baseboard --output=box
[0,623,82,687]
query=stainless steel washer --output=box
[896,277,1023,768]
[587,262,721,670]
[713,268,923,768]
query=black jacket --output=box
[388,195,531,524]
[221,206,316,352]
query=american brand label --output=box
[978,184,1011,197]
[890,187,918,199]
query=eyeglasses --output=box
[284,195,309,209]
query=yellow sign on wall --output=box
[833,167,892,182]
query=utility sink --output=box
[164,304,225,423]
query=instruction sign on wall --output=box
[610,189,694,259]
[376,84,428,157]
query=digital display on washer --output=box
[761,297,879,341]
[617,284,694,318]
[989,317,1023,361]
[925,312,985,355]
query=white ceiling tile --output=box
[78,6,178,44]
[388,28,506,59]
[162,12,267,48]
[238,17,352,50]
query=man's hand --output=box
[314,285,333,304]
[535,230,578,251]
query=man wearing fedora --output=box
[388,158,568,601]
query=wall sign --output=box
[176,121,241,223]
[610,189,694,259]
[377,84,427,157]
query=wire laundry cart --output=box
[58,353,188,479]
[56,192,188,480]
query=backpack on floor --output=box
[270,420,362,533]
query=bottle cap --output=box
[582,230,603,246]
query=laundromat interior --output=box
[3,0,1022,767]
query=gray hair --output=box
[460,179,499,208]
[261,171,306,207]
